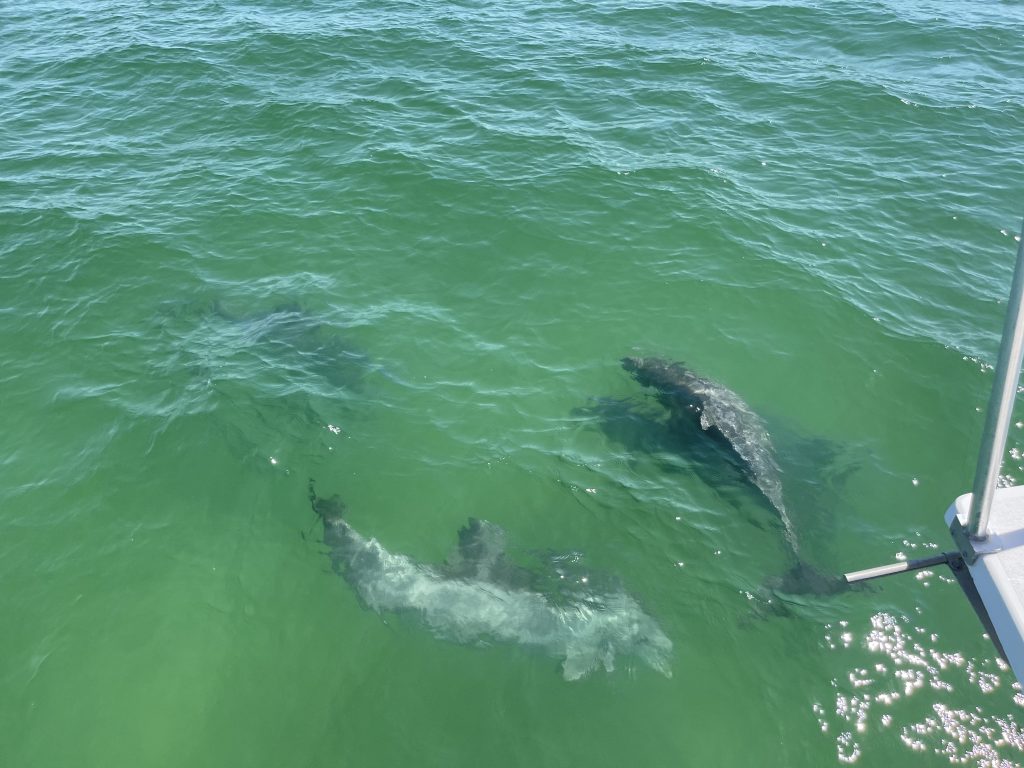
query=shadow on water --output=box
[571,396,777,533]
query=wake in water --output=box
[309,482,673,681]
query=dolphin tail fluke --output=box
[773,559,849,597]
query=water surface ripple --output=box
[2,1,1024,766]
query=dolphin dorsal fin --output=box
[699,410,714,431]
[446,518,509,580]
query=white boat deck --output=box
[946,485,1024,680]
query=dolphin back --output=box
[622,356,797,552]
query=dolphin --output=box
[309,482,673,681]
[621,356,799,553]
[208,300,372,391]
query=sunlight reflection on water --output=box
[817,611,1024,766]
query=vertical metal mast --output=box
[966,220,1024,544]
[848,219,1024,583]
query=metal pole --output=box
[845,552,954,584]
[968,220,1024,540]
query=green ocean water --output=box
[3,0,1024,765]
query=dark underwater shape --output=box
[210,301,372,391]
[622,356,798,552]
[309,482,673,680]
[569,395,767,511]
[771,560,849,597]
[616,356,855,600]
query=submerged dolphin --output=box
[309,483,673,681]
[622,356,799,553]
[208,300,372,391]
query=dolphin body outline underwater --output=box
[619,357,851,598]
[309,482,673,681]
[621,356,798,552]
